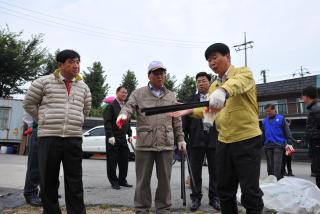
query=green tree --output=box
[42,49,59,75]
[208,73,218,83]
[176,75,196,102]
[0,26,46,97]
[121,70,138,100]
[83,62,110,110]
[164,73,177,92]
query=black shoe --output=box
[190,199,201,211]
[119,182,133,187]
[209,200,221,211]
[283,171,288,176]
[287,172,295,176]
[112,184,121,190]
[25,195,42,207]
[311,172,316,177]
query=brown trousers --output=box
[134,150,173,214]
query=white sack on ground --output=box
[237,175,320,214]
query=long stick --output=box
[181,153,186,206]
[141,101,209,116]
[186,152,197,189]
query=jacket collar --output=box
[147,82,168,98]
[307,99,319,110]
[53,69,82,82]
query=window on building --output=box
[258,99,288,117]
[0,108,11,129]
[296,98,306,113]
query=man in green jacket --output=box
[170,43,264,214]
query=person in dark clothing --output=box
[103,86,133,190]
[302,86,320,188]
[183,72,220,211]
[23,113,42,207]
[262,104,300,180]
[282,150,294,176]
[282,119,299,176]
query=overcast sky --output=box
[1,0,320,95]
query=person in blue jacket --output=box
[262,104,300,180]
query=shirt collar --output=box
[116,98,125,106]
[218,65,232,83]
[60,72,75,82]
[148,82,164,91]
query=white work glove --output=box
[108,137,115,145]
[178,141,187,154]
[203,111,216,131]
[209,88,227,109]
[116,114,128,129]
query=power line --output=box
[232,32,254,67]
[0,0,209,47]
[0,7,206,48]
[292,66,311,77]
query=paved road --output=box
[0,154,314,213]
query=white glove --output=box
[108,137,115,145]
[178,141,187,154]
[203,111,216,131]
[209,88,226,109]
[116,114,128,128]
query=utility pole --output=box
[232,32,254,67]
[260,69,268,83]
[292,66,311,77]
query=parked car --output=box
[82,125,136,160]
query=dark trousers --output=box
[216,136,264,214]
[310,140,320,188]
[264,147,284,180]
[282,152,292,174]
[38,137,86,214]
[189,146,218,202]
[106,136,129,185]
[24,131,40,196]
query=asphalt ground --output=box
[0,154,314,213]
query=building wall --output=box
[0,99,24,143]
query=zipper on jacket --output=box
[62,82,71,137]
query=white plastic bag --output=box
[237,175,320,214]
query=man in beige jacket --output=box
[23,49,91,214]
[116,61,186,214]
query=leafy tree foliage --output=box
[208,73,218,83]
[121,70,138,100]
[176,75,197,102]
[164,73,177,92]
[0,26,46,97]
[83,62,109,109]
[42,49,59,75]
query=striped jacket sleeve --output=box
[23,78,44,121]
[83,84,92,117]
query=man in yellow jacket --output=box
[170,43,264,213]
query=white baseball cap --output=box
[147,61,167,74]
